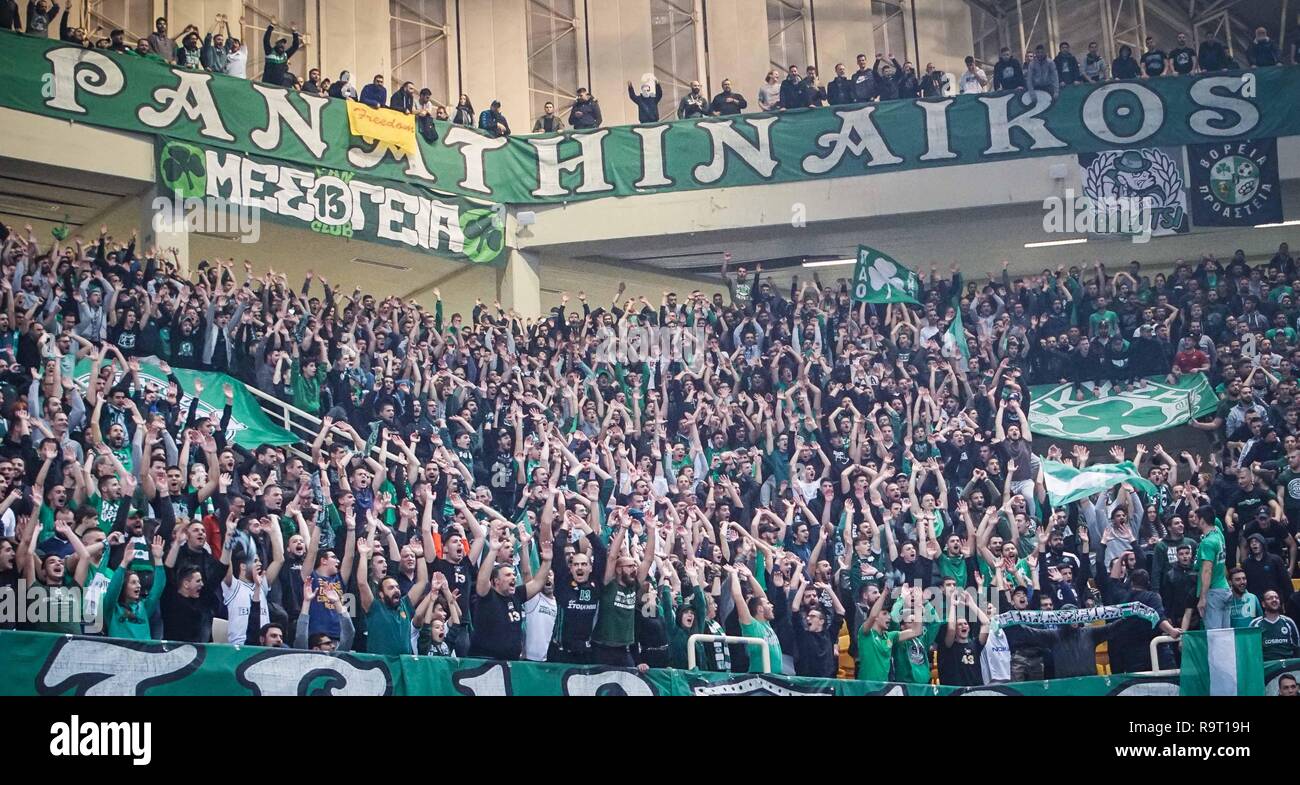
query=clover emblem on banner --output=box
[868,257,905,294]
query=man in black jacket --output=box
[1108,569,1181,673]
[677,81,708,118]
[850,53,877,103]
[992,47,1025,91]
[709,79,747,116]
[627,79,663,123]
[1055,42,1082,85]
[779,65,807,110]
[826,63,853,104]
[568,87,602,129]
[261,23,300,86]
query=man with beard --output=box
[356,532,428,656]
[548,502,605,663]
[470,523,552,661]
[590,509,656,666]
[261,22,301,86]
[1251,590,1300,660]
[677,80,708,118]
[83,445,136,533]
[826,63,853,105]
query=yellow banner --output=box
[345,102,416,152]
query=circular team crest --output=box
[1208,155,1260,206]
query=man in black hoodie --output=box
[569,87,602,129]
[992,47,1025,91]
[779,65,807,110]
[1198,35,1233,71]
[826,62,854,104]
[627,79,663,123]
[1054,41,1082,85]
[850,53,877,103]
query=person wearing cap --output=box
[478,99,511,137]
[261,22,300,87]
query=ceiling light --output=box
[802,258,857,268]
[1254,219,1300,229]
[1024,238,1088,248]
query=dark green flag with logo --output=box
[852,245,921,304]
[156,140,504,264]
[1188,138,1283,227]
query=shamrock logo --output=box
[159,142,207,199]
[459,207,504,263]
[867,257,906,294]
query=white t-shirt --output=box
[959,67,988,94]
[222,576,271,645]
[225,48,248,79]
[523,593,557,662]
[981,623,1011,684]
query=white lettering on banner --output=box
[1188,76,1260,137]
[236,652,391,696]
[530,129,615,197]
[206,150,243,201]
[274,166,315,223]
[693,117,779,183]
[442,127,508,194]
[345,137,436,182]
[40,639,200,695]
[137,70,234,141]
[350,179,385,235]
[631,125,674,188]
[563,670,655,696]
[801,106,903,173]
[979,90,1068,155]
[249,84,329,157]
[378,188,422,246]
[453,663,510,696]
[917,99,958,161]
[42,48,124,113]
[240,158,279,213]
[1081,83,1165,144]
[428,199,466,253]
[311,175,355,226]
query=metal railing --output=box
[244,384,389,465]
[686,634,771,673]
[1146,634,1181,677]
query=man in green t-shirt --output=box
[859,583,923,682]
[591,513,655,667]
[1227,568,1261,629]
[356,537,428,655]
[727,564,784,675]
[1193,504,1230,629]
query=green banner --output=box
[1028,373,1218,441]
[4,31,1300,205]
[3,631,1297,696]
[155,140,504,264]
[73,357,295,450]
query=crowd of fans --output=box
[6,3,1295,135]
[0,209,1299,686]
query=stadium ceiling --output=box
[961,0,1287,66]
[0,156,145,243]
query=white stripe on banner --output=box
[1206,628,1238,696]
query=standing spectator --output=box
[1054,41,1082,86]
[873,56,903,101]
[359,75,387,109]
[0,0,19,32]
[568,87,601,129]
[1112,44,1141,79]
[1141,36,1168,78]
[175,30,202,70]
[919,63,949,97]
[802,65,827,106]
[1198,35,1233,71]
[452,94,475,125]
[414,88,439,143]
[1169,32,1196,75]
[261,22,300,87]
[850,53,877,102]
[23,0,55,35]
[146,16,175,62]
[390,81,416,113]
[300,68,323,95]
[1026,46,1059,100]
[1195,505,1231,629]
[329,71,358,100]
[478,99,510,137]
[778,65,806,110]
[709,79,747,115]
[531,101,565,133]
[627,78,663,123]
[677,80,707,118]
[894,61,919,99]
[1249,26,1281,67]
[201,27,229,74]
[959,55,988,94]
[758,69,782,112]
[224,35,247,79]
[825,63,852,105]
[1083,41,1107,81]
[992,47,1025,91]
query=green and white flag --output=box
[852,245,920,305]
[74,357,296,450]
[945,308,970,363]
[1041,459,1159,508]
[1028,373,1218,441]
[1180,628,1264,696]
